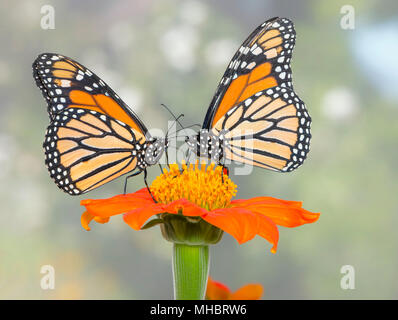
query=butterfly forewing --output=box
[203,17,296,129]
[32,53,148,135]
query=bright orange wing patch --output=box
[33,53,148,137]
[68,90,143,134]
[212,63,277,126]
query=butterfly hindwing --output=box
[212,86,311,172]
[43,107,146,195]
[203,17,296,129]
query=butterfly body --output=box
[187,17,311,173]
[33,53,166,195]
[186,129,226,163]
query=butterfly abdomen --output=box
[186,130,224,163]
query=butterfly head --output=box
[144,137,167,166]
[185,135,194,148]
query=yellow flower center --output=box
[150,162,237,211]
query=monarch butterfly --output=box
[33,53,167,196]
[186,17,311,173]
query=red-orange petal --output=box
[123,198,209,231]
[163,198,208,216]
[203,208,258,244]
[81,211,110,231]
[206,277,231,300]
[254,205,319,227]
[123,204,164,230]
[81,211,94,231]
[93,216,110,224]
[232,198,320,228]
[80,188,154,218]
[229,284,263,300]
[255,213,279,253]
[232,196,302,208]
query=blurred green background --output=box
[1,0,397,299]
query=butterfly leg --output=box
[123,170,143,195]
[220,163,229,183]
[165,148,170,169]
[144,169,157,203]
[183,147,192,174]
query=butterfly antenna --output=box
[165,113,185,140]
[161,103,185,131]
[176,123,201,133]
[164,112,185,169]
[167,123,202,140]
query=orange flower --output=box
[206,277,263,300]
[80,162,320,253]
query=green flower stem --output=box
[172,243,209,300]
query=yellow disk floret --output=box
[150,161,237,211]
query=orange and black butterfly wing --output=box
[33,53,149,194]
[201,17,311,172]
[43,108,145,195]
[32,53,148,136]
[203,17,296,129]
[212,86,311,172]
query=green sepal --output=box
[160,213,224,245]
[141,218,164,230]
